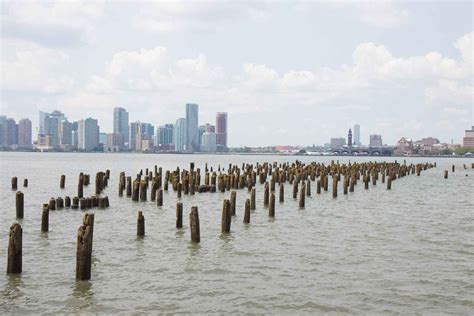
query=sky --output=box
[1,0,473,146]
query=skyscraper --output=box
[369,134,383,147]
[174,118,187,152]
[3,118,18,146]
[129,121,141,151]
[18,118,32,148]
[0,116,6,146]
[354,124,360,145]
[156,124,174,146]
[40,110,66,148]
[201,132,217,152]
[113,107,129,149]
[78,118,99,151]
[59,120,72,148]
[186,103,199,152]
[216,112,228,149]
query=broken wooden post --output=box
[317,180,321,194]
[221,199,232,233]
[137,211,145,237]
[176,202,183,228]
[23,179,28,188]
[76,213,94,280]
[7,223,22,274]
[139,181,147,201]
[269,193,276,217]
[41,204,49,232]
[444,170,448,179]
[263,183,269,207]
[452,165,455,172]
[279,183,284,202]
[189,207,200,243]
[299,184,305,208]
[332,176,338,198]
[49,197,56,210]
[230,191,237,216]
[387,175,392,190]
[243,199,250,224]
[16,191,24,219]
[11,177,17,190]
[60,175,66,189]
[65,196,71,208]
[250,188,256,210]
[306,179,311,197]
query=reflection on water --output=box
[0,153,473,314]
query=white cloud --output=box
[425,80,473,106]
[454,32,473,65]
[1,41,74,94]
[132,0,270,33]
[358,1,411,28]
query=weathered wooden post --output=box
[126,176,132,197]
[49,197,56,211]
[268,192,276,217]
[387,175,392,190]
[221,200,232,233]
[332,176,338,198]
[317,180,321,194]
[137,211,145,237]
[76,213,94,280]
[176,202,183,228]
[190,207,200,243]
[139,181,147,201]
[444,170,448,179]
[250,188,256,210]
[452,165,455,172]
[292,181,298,199]
[7,223,22,274]
[11,177,18,190]
[132,180,139,201]
[343,177,348,195]
[177,182,182,199]
[23,179,28,188]
[41,204,49,232]
[60,175,66,189]
[16,191,24,219]
[78,179,83,198]
[243,199,250,224]
[65,196,71,208]
[279,183,284,202]
[306,179,311,196]
[299,184,305,208]
[230,191,237,216]
[157,189,163,206]
[263,183,269,207]
[349,177,354,192]
[56,197,64,209]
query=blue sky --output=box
[1,1,472,146]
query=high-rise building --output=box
[129,121,154,151]
[174,118,187,152]
[186,103,199,152]
[156,124,174,146]
[18,118,32,148]
[78,118,99,151]
[59,120,72,148]
[113,107,129,149]
[129,121,141,151]
[0,116,6,146]
[201,131,217,152]
[354,124,360,145]
[330,138,346,147]
[216,112,228,149]
[369,134,383,147]
[348,128,352,147]
[462,126,474,147]
[40,110,66,148]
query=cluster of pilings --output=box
[6,159,450,280]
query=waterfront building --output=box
[201,131,217,152]
[113,107,129,149]
[156,124,173,146]
[18,118,32,148]
[354,124,361,145]
[77,118,99,151]
[3,118,18,146]
[369,134,383,147]
[174,118,187,152]
[36,134,54,151]
[463,126,474,147]
[59,120,72,149]
[216,112,228,149]
[106,133,123,152]
[394,137,413,155]
[330,137,346,147]
[186,103,199,152]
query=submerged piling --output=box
[76,213,94,280]
[7,223,22,274]
[190,207,200,243]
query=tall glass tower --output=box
[174,118,187,152]
[113,107,129,148]
[354,124,360,146]
[186,103,199,152]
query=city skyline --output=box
[1,2,473,146]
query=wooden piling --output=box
[41,204,49,232]
[387,175,392,190]
[11,177,17,190]
[137,211,145,237]
[76,213,94,280]
[444,170,448,179]
[189,207,200,243]
[452,165,455,172]
[243,199,250,224]
[263,183,269,207]
[23,179,28,188]
[250,188,256,210]
[299,184,305,208]
[176,203,183,228]
[60,175,66,189]
[221,200,232,233]
[7,223,22,274]
[332,176,338,198]
[269,193,275,217]
[49,197,56,211]
[279,183,284,202]
[16,191,24,219]
[157,189,163,206]
[317,180,321,194]
[230,191,237,216]
[139,181,147,201]
[65,196,71,208]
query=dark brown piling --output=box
[250,188,256,210]
[78,180,83,198]
[452,165,455,172]
[65,196,71,208]
[343,177,348,195]
[230,191,237,216]
[243,199,250,224]
[49,197,56,210]
[299,184,305,208]
[41,204,49,232]
[221,200,232,233]
[56,197,64,209]
[137,211,145,237]
[263,183,269,207]
[7,223,22,274]
[60,175,66,189]
[72,197,79,209]
[139,181,147,201]
[189,207,200,243]
[387,175,392,190]
[269,193,276,217]
[16,191,24,219]
[23,179,28,188]
[332,176,338,198]
[317,180,321,194]
[306,179,311,197]
[444,170,448,179]
[279,183,284,202]
[157,189,163,206]
[177,182,182,199]
[11,177,17,190]
[292,181,298,199]
[176,202,183,228]
[126,176,132,197]
[76,213,94,280]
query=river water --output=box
[0,152,473,314]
